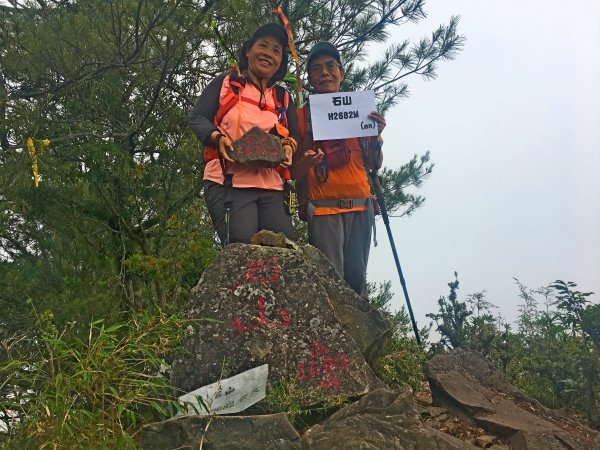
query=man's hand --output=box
[291,148,324,179]
[303,148,325,164]
[368,111,386,135]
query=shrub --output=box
[0,309,186,449]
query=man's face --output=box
[308,54,345,94]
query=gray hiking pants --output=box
[204,181,293,245]
[308,209,372,299]
[204,181,228,245]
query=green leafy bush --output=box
[368,281,428,392]
[0,310,186,449]
[259,379,349,430]
[427,276,600,429]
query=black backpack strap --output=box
[274,85,288,126]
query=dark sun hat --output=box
[306,42,342,70]
[239,23,289,82]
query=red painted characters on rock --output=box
[231,256,291,332]
[232,296,290,332]
[232,256,280,290]
[295,340,351,390]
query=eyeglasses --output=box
[309,61,342,75]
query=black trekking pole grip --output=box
[372,173,422,346]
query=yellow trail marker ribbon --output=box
[26,137,50,188]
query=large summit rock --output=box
[170,243,392,403]
[140,413,300,450]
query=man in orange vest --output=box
[293,42,386,299]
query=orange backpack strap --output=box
[203,69,243,163]
[213,69,245,126]
[204,71,291,174]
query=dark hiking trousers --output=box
[204,181,227,245]
[204,181,293,246]
[228,187,293,244]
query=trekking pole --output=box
[372,173,422,346]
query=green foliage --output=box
[508,280,600,425]
[0,0,462,329]
[581,304,600,352]
[427,276,600,429]
[259,379,349,430]
[0,1,464,444]
[551,280,595,335]
[378,151,434,217]
[289,1,465,113]
[367,281,428,392]
[426,272,471,349]
[0,309,186,449]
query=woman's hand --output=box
[367,111,386,135]
[211,130,234,163]
[280,144,293,168]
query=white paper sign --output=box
[178,364,268,416]
[309,90,378,140]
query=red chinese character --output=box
[233,257,280,289]
[295,362,307,381]
[320,376,341,390]
[321,357,338,375]
[308,340,329,359]
[232,296,291,332]
[309,360,321,377]
[335,352,351,369]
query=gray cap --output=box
[307,42,342,70]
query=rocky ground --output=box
[416,383,512,449]
[140,241,599,450]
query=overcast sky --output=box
[368,0,600,328]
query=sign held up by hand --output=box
[309,90,378,141]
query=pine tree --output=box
[1,0,464,325]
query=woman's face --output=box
[246,36,283,80]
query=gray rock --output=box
[425,348,600,450]
[139,413,300,450]
[231,126,285,168]
[302,388,477,449]
[170,244,391,405]
[302,245,393,363]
